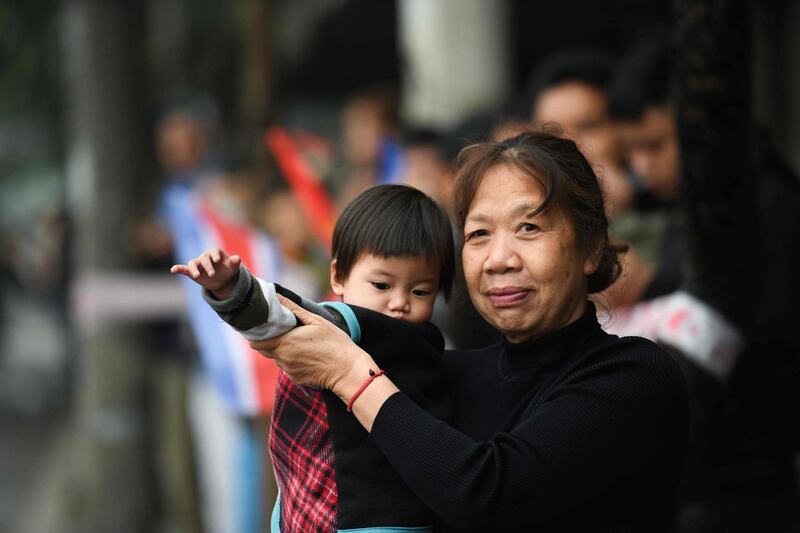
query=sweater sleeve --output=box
[201,264,349,340]
[369,345,687,529]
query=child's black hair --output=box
[332,184,455,299]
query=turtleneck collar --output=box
[500,301,602,373]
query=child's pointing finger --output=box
[200,254,215,276]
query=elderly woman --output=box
[255,131,689,531]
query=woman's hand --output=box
[250,296,371,398]
[253,296,401,431]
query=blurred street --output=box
[0,410,68,533]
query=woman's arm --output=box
[373,349,685,529]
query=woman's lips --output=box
[487,287,529,306]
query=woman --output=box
[254,131,689,531]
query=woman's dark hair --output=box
[332,184,455,298]
[452,129,626,294]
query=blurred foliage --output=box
[0,0,64,229]
[0,0,63,121]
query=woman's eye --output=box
[465,229,488,241]
[371,281,390,290]
[520,222,539,233]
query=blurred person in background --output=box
[399,128,455,214]
[140,95,281,533]
[526,48,665,307]
[258,189,326,299]
[529,48,634,219]
[135,98,226,265]
[121,98,224,533]
[608,34,800,533]
[607,37,683,303]
[335,86,406,208]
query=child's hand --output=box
[170,248,241,300]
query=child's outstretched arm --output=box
[170,247,241,300]
[171,248,352,343]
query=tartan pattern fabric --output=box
[269,370,338,532]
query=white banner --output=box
[602,291,744,382]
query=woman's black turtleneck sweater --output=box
[370,302,689,532]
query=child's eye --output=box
[412,289,432,297]
[371,281,390,291]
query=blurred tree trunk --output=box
[60,0,153,531]
[674,0,759,332]
[237,0,273,191]
[147,0,188,98]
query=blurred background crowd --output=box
[1,0,799,532]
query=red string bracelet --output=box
[346,369,387,412]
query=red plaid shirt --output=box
[269,371,338,532]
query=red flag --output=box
[265,126,335,250]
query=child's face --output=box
[331,254,440,323]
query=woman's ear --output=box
[330,259,345,296]
[583,238,603,276]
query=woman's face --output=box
[462,164,597,343]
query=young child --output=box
[171,185,455,533]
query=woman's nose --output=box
[484,234,522,273]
